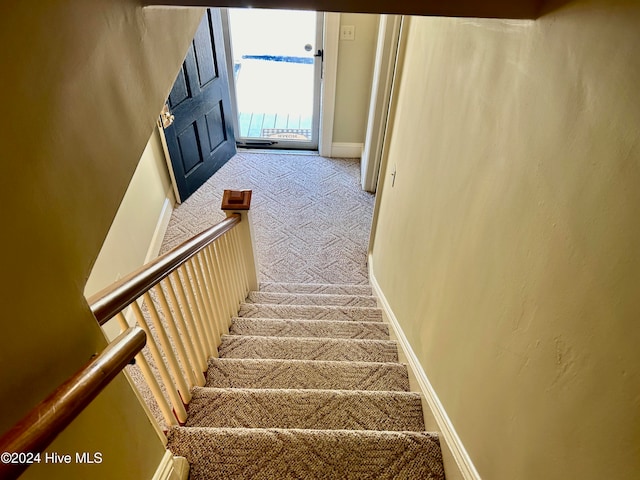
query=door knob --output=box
[159,104,175,128]
[304,44,312,52]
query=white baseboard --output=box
[331,142,363,158]
[368,254,481,480]
[152,451,189,480]
[145,195,174,264]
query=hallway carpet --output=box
[160,152,375,285]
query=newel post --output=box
[221,190,259,292]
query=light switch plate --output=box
[340,25,355,41]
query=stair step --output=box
[218,335,399,363]
[206,358,411,391]
[260,282,373,296]
[238,303,383,322]
[230,317,389,340]
[168,427,445,480]
[246,291,377,307]
[186,387,425,431]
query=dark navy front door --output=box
[163,9,236,202]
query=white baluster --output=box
[184,260,216,354]
[175,266,211,362]
[194,253,222,346]
[231,227,249,294]
[213,240,236,320]
[224,232,244,304]
[153,283,199,389]
[197,250,224,346]
[179,264,214,358]
[115,313,178,427]
[204,244,230,335]
[131,301,187,423]
[142,292,192,404]
[165,273,208,381]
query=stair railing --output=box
[87,190,257,427]
[0,326,147,480]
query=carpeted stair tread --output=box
[167,427,445,480]
[218,335,399,363]
[186,387,425,431]
[246,291,377,307]
[205,358,411,391]
[239,303,383,322]
[260,282,373,296]
[229,317,389,340]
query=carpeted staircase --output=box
[167,282,445,479]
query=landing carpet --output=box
[160,152,374,285]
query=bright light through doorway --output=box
[227,9,321,147]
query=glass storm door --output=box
[222,9,323,150]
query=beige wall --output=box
[371,1,640,479]
[332,13,379,144]
[0,2,202,478]
[85,128,173,298]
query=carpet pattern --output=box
[229,317,390,339]
[218,335,399,363]
[238,303,384,322]
[168,428,444,480]
[160,152,375,285]
[204,358,412,391]
[246,291,378,307]
[259,282,373,295]
[167,283,445,479]
[185,387,425,431]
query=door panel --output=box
[163,9,236,202]
[169,66,190,107]
[194,23,218,84]
[177,125,202,174]
[206,102,226,149]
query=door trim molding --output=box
[361,15,402,192]
[220,8,240,145]
[319,12,339,157]
[222,9,325,151]
[157,125,183,204]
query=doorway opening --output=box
[222,9,323,151]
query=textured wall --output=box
[0,2,202,478]
[332,13,379,144]
[85,129,173,299]
[371,1,640,479]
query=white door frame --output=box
[220,9,339,154]
[319,12,339,156]
[360,14,402,192]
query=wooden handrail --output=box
[0,327,146,479]
[88,213,241,325]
